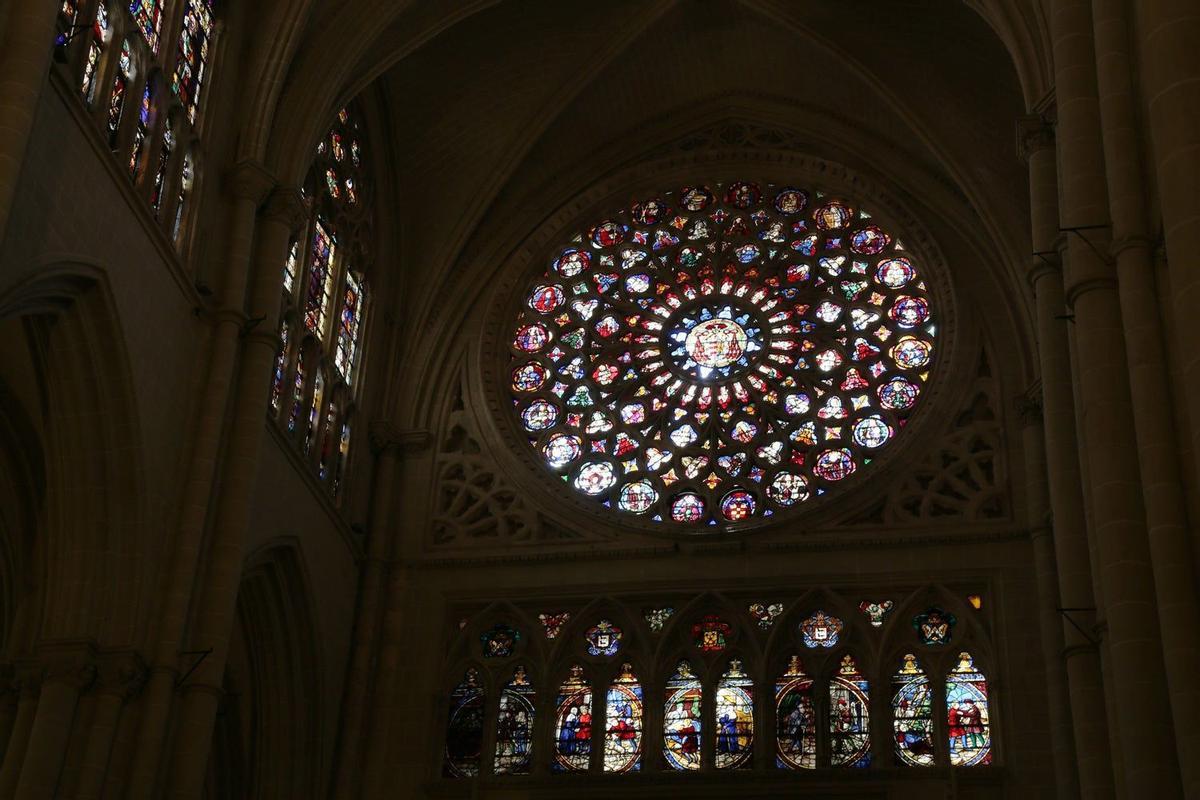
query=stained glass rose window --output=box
[505,181,936,527]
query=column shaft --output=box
[1021,409,1080,799]
[74,691,124,799]
[126,164,276,799]
[0,686,37,797]
[14,674,87,797]
[0,0,57,242]
[1025,136,1115,799]
[1092,0,1200,791]
[331,440,399,799]
[1133,0,1200,499]
[165,198,298,799]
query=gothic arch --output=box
[0,262,151,648]
[233,538,325,797]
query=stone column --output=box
[0,671,40,797]
[331,424,428,799]
[1092,0,1200,792]
[0,0,58,242]
[1019,114,1115,800]
[15,650,95,798]
[1051,0,1182,795]
[126,161,276,800]
[74,652,147,800]
[165,185,306,800]
[362,566,414,792]
[1133,0,1200,494]
[1018,391,1080,799]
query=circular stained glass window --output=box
[505,180,937,527]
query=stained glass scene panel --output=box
[552,665,592,772]
[775,656,816,769]
[947,652,992,766]
[603,663,643,773]
[304,219,337,334]
[443,669,485,778]
[494,666,535,776]
[663,660,702,771]
[173,0,214,122]
[892,653,934,766]
[829,654,871,768]
[128,0,161,53]
[715,660,753,769]
[335,271,365,383]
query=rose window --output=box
[505,180,937,527]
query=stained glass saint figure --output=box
[892,653,934,766]
[775,656,816,769]
[663,660,703,770]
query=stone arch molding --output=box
[445,148,982,545]
[0,261,151,648]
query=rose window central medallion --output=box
[669,304,762,379]
[504,180,938,528]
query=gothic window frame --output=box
[439,588,997,779]
[478,155,960,540]
[269,104,375,505]
[53,0,222,252]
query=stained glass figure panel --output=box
[947,652,992,766]
[892,654,934,766]
[715,660,754,769]
[334,270,365,384]
[603,663,643,773]
[663,661,702,771]
[552,665,593,772]
[494,666,535,775]
[829,654,871,768]
[128,0,161,53]
[172,0,214,122]
[775,656,816,769]
[443,669,485,778]
[304,219,337,334]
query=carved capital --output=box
[226,160,276,205]
[1016,115,1055,162]
[95,650,148,701]
[262,186,309,234]
[369,422,431,456]
[1015,387,1043,426]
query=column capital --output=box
[95,650,148,701]
[1016,115,1055,162]
[1026,252,1062,287]
[33,638,98,691]
[226,160,276,205]
[1110,234,1155,260]
[369,422,431,456]
[1015,385,1044,426]
[262,185,309,234]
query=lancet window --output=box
[54,0,219,249]
[443,590,993,777]
[268,106,373,503]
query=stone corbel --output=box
[1015,114,1055,162]
[368,422,431,457]
[261,185,309,236]
[225,160,276,206]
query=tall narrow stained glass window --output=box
[892,653,934,766]
[663,661,702,771]
[151,123,174,214]
[172,151,194,242]
[443,669,485,778]
[128,0,162,53]
[603,663,643,772]
[108,41,134,150]
[494,666,535,775]
[128,79,154,178]
[829,654,871,768]
[947,652,992,766]
[552,665,592,772]
[715,660,754,769]
[268,105,373,501]
[775,655,816,769]
[80,2,109,104]
[173,0,215,122]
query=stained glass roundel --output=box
[506,180,937,527]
